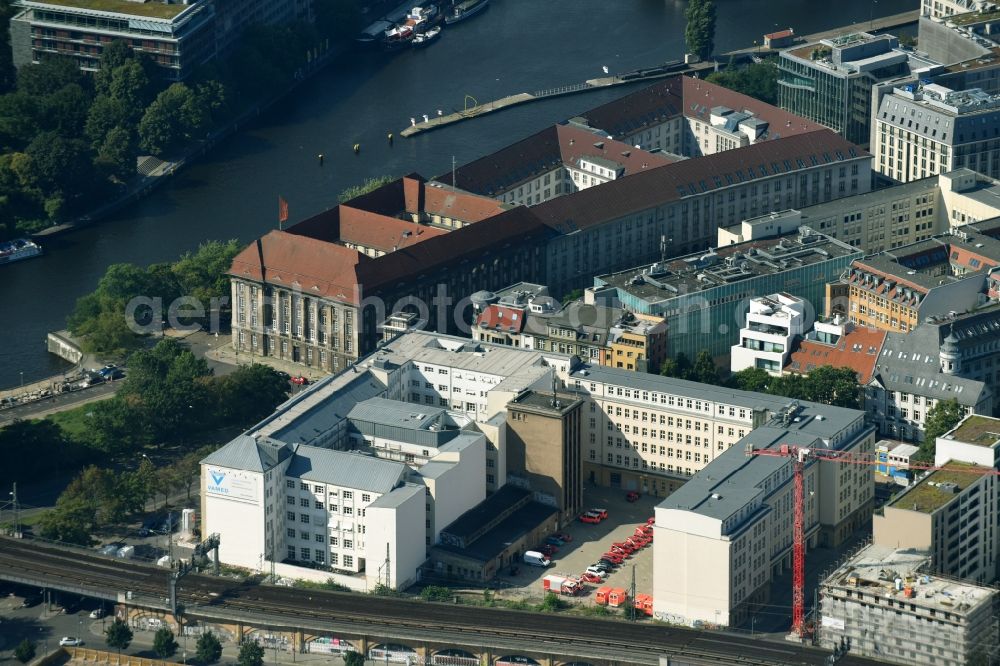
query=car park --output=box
[579,512,601,524]
[59,637,83,647]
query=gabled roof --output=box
[201,434,291,472]
[680,77,824,139]
[445,124,672,196]
[339,206,446,252]
[580,76,684,138]
[475,304,527,334]
[531,128,866,233]
[785,326,887,382]
[285,446,406,493]
[423,183,507,222]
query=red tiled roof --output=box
[765,29,794,40]
[229,231,370,304]
[445,124,672,196]
[581,76,684,139]
[785,326,887,383]
[531,128,867,232]
[681,77,824,138]
[339,206,447,252]
[475,304,527,333]
[423,185,507,222]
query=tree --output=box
[196,631,223,664]
[237,641,264,666]
[84,95,131,148]
[730,367,771,393]
[171,239,242,305]
[139,83,202,155]
[660,352,693,380]
[684,0,716,60]
[16,56,85,97]
[343,653,365,666]
[105,619,133,654]
[705,59,779,105]
[691,349,719,385]
[153,628,178,659]
[215,364,290,426]
[94,40,134,96]
[95,126,137,182]
[14,639,36,663]
[804,366,859,409]
[17,132,94,204]
[918,399,965,461]
[40,83,92,137]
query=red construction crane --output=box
[744,443,1000,639]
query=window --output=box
[361,494,371,502]
[343,491,353,500]
[300,498,309,507]
[287,496,295,505]
[300,514,310,524]
[300,547,311,560]
[288,546,296,560]
[344,539,353,549]
[300,482,309,491]
[343,506,353,515]
[287,511,295,521]
[329,504,338,512]
[286,528,295,538]
[343,555,353,567]
[315,533,324,543]
[314,550,325,563]
[286,480,294,488]
[315,500,323,509]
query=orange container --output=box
[595,586,612,605]
[608,588,629,608]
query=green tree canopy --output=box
[705,59,779,105]
[343,652,365,666]
[196,632,223,664]
[153,628,178,658]
[660,352,693,380]
[730,367,771,393]
[215,364,290,427]
[16,56,86,97]
[237,641,265,666]
[692,350,719,385]
[684,0,717,60]
[105,620,133,653]
[14,639,36,663]
[917,399,965,461]
[338,175,395,203]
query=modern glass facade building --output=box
[594,228,861,361]
[778,33,911,146]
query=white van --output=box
[523,550,550,567]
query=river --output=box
[0,0,915,388]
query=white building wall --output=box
[202,465,267,570]
[365,487,426,590]
[422,442,487,543]
[936,433,1000,467]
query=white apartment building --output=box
[874,414,1000,583]
[921,0,988,18]
[653,402,876,627]
[731,293,812,374]
[818,544,998,666]
[873,83,1000,183]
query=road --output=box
[0,537,884,666]
[0,382,118,426]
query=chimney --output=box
[403,177,424,216]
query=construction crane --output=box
[744,443,1000,639]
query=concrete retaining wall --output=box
[47,330,83,365]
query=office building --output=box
[9,0,215,80]
[817,544,998,666]
[922,0,990,19]
[594,227,860,360]
[471,283,667,373]
[875,440,920,477]
[873,81,1000,183]
[873,414,1000,583]
[730,293,812,374]
[778,33,914,145]
[653,401,875,627]
[785,316,887,383]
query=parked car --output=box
[291,375,310,386]
[554,532,572,543]
[89,608,105,619]
[579,513,601,524]
[539,544,558,556]
[612,541,635,552]
[646,516,655,525]
[601,552,625,564]
[544,536,565,547]
[21,594,42,608]
[583,568,607,580]
[590,508,608,520]
[61,597,82,614]
[626,491,641,502]
[59,637,83,647]
[275,371,291,381]
[595,559,616,571]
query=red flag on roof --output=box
[278,196,289,227]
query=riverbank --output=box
[31,42,347,241]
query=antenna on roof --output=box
[551,368,558,408]
[452,156,456,189]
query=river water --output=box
[0,0,915,388]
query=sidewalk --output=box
[191,331,328,383]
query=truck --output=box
[116,545,135,559]
[633,593,654,616]
[542,574,582,596]
[523,551,550,567]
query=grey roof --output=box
[367,483,424,510]
[285,446,405,492]
[658,427,824,524]
[201,434,291,472]
[573,364,864,434]
[433,501,558,563]
[255,370,387,445]
[795,176,939,227]
[347,397,445,431]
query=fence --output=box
[66,647,181,666]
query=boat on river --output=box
[0,238,42,266]
[444,0,488,25]
[413,25,441,47]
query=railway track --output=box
[0,538,878,666]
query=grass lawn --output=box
[45,400,107,445]
[34,0,190,19]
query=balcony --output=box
[746,322,790,337]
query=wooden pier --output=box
[399,8,919,138]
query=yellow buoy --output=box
[353,143,361,154]
[318,154,324,166]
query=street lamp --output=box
[19,371,24,390]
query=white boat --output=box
[413,26,441,47]
[0,238,42,265]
